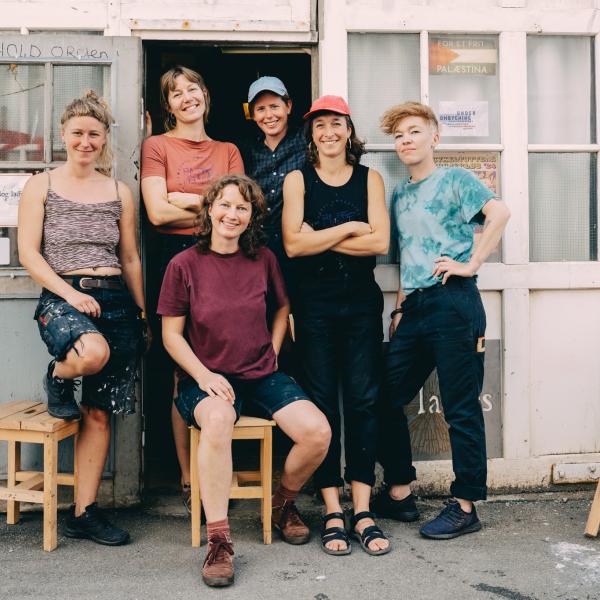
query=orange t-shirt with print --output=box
[141,134,245,234]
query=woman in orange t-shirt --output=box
[141,66,244,509]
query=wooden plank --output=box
[585,480,600,537]
[16,473,44,491]
[0,400,39,419]
[0,430,45,443]
[43,433,58,551]
[20,410,79,433]
[230,486,263,499]
[15,471,75,487]
[0,487,44,503]
[0,404,48,431]
[236,417,275,428]
[7,441,20,524]
[261,427,273,544]
[233,428,265,440]
[237,471,261,483]
[0,401,42,428]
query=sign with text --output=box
[434,151,498,195]
[0,174,30,227]
[438,101,489,137]
[429,36,497,76]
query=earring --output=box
[347,138,352,150]
[168,112,176,127]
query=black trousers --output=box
[379,277,488,501]
[295,285,383,489]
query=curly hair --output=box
[195,174,267,259]
[61,90,113,176]
[304,112,366,166]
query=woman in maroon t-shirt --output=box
[158,174,330,588]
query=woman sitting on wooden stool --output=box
[158,174,330,588]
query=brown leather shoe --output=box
[272,500,311,545]
[202,533,234,587]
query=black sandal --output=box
[321,512,351,556]
[350,511,391,556]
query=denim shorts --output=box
[175,370,309,429]
[34,276,144,415]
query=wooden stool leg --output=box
[43,433,58,551]
[261,427,273,544]
[7,441,21,524]
[190,428,202,547]
[585,479,600,537]
[72,433,79,504]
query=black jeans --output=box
[295,283,383,489]
[380,276,487,501]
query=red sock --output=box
[206,517,231,542]
[273,484,299,509]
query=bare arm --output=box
[271,302,290,357]
[389,286,406,338]
[432,199,511,284]
[166,191,204,212]
[117,182,145,311]
[141,176,199,228]
[162,315,235,403]
[17,173,101,316]
[282,170,369,258]
[330,169,390,256]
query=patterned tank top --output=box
[41,174,122,274]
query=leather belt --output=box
[63,276,124,290]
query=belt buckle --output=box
[79,277,94,290]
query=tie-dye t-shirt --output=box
[391,167,494,295]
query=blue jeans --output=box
[175,371,310,429]
[379,276,487,501]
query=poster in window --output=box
[429,36,497,76]
[0,174,30,227]
[438,101,489,137]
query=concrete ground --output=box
[2,491,600,600]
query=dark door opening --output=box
[141,42,313,493]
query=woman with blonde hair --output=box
[141,66,244,508]
[18,90,146,545]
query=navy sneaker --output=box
[43,361,80,420]
[65,503,130,546]
[419,499,482,539]
[370,487,420,522]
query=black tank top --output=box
[295,163,376,299]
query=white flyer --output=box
[0,173,30,227]
[438,101,489,137]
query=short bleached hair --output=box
[380,101,439,135]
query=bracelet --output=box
[390,308,403,319]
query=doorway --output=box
[141,42,313,493]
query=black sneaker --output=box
[371,487,420,522]
[43,361,80,420]
[419,499,482,540]
[64,503,130,546]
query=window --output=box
[527,35,597,262]
[348,32,501,265]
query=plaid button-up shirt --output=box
[242,127,307,234]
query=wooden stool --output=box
[190,416,275,546]
[585,479,600,537]
[0,400,78,551]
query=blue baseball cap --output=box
[247,76,288,103]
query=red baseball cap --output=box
[303,95,351,120]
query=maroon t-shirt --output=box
[157,245,288,380]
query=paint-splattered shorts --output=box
[34,277,144,415]
[175,370,309,429]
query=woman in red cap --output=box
[282,95,391,556]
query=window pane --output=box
[528,36,594,144]
[529,153,597,261]
[0,64,44,162]
[429,35,500,144]
[348,33,420,145]
[434,151,501,262]
[52,65,109,161]
[361,151,410,264]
